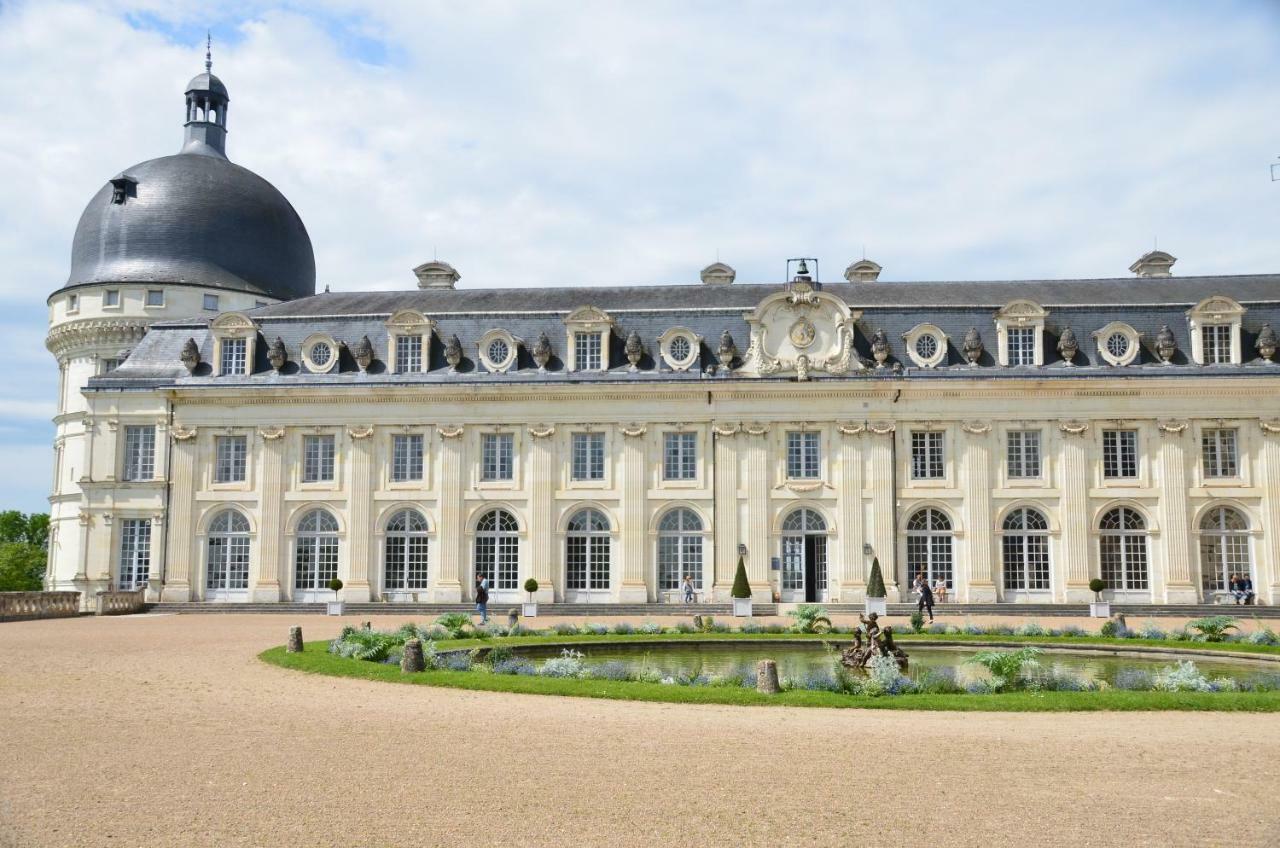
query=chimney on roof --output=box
[1129,250,1176,278]
[700,261,735,285]
[413,260,460,289]
[844,259,882,283]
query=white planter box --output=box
[522,602,539,618]
[1089,601,1111,618]
[326,601,345,616]
[864,597,888,616]
[732,597,753,618]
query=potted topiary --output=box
[730,555,753,617]
[326,577,345,616]
[1089,578,1109,618]
[522,577,540,618]
[865,557,888,616]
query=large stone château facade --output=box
[46,63,1280,607]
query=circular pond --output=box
[513,640,1275,686]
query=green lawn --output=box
[259,631,1280,712]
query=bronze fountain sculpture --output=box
[840,612,909,672]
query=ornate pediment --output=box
[1187,296,1245,322]
[210,312,258,335]
[564,305,615,329]
[994,299,1047,325]
[385,309,435,333]
[738,288,863,380]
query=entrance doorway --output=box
[780,508,828,603]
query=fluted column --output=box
[868,422,900,601]
[712,423,741,600]
[344,426,375,602]
[527,425,556,601]
[960,421,997,602]
[742,423,771,601]
[1257,421,1280,605]
[433,425,465,602]
[1058,421,1092,602]
[835,423,866,601]
[162,426,198,601]
[618,424,649,602]
[1156,420,1196,603]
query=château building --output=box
[45,61,1280,608]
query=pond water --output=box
[513,640,1271,684]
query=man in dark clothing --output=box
[915,571,935,622]
[475,575,490,624]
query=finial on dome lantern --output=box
[205,31,212,73]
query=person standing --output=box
[915,571,935,623]
[475,574,490,624]
[682,574,695,604]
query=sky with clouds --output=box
[0,1,1278,513]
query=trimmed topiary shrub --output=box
[866,558,886,598]
[327,576,344,596]
[1088,578,1105,600]
[730,555,751,599]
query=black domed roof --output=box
[60,152,315,302]
[185,71,228,99]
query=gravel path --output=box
[2,613,1278,847]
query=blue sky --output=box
[1,1,1278,514]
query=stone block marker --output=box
[287,626,303,653]
[756,659,780,694]
[401,638,426,673]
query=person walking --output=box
[475,574,490,624]
[682,574,695,604]
[915,571,935,623]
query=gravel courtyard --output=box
[2,612,1278,847]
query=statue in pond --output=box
[841,612,909,672]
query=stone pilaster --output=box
[161,425,198,601]
[433,425,465,602]
[343,426,375,602]
[618,423,649,602]
[1156,420,1197,603]
[711,422,741,600]
[1058,420,1093,602]
[1257,421,1280,604]
[835,422,866,602]
[868,422,900,601]
[527,425,556,602]
[251,426,286,602]
[959,421,997,602]
[742,423,772,601]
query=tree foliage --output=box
[866,558,886,598]
[0,511,50,591]
[730,555,751,599]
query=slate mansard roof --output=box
[92,272,1280,389]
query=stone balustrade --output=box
[0,591,82,622]
[95,587,146,616]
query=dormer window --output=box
[1187,296,1245,366]
[564,306,614,373]
[657,327,702,371]
[210,312,259,377]
[994,300,1048,367]
[477,329,520,373]
[1093,321,1140,367]
[301,334,339,374]
[385,309,436,373]
[902,323,948,368]
[109,175,137,204]
[146,290,165,307]
[203,293,220,311]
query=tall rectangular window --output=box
[911,431,946,479]
[117,519,151,590]
[214,435,247,483]
[391,434,424,482]
[786,431,820,479]
[302,435,336,482]
[574,332,602,371]
[1006,430,1042,479]
[220,338,247,375]
[122,425,155,481]
[1007,327,1036,366]
[1201,428,1239,478]
[571,432,605,481]
[663,432,698,481]
[481,433,514,481]
[103,289,120,307]
[1102,429,1138,479]
[1201,325,1232,364]
[396,335,423,373]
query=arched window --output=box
[1099,507,1148,592]
[385,509,429,592]
[207,510,250,598]
[906,507,953,588]
[294,509,339,600]
[657,508,703,590]
[1199,506,1251,594]
[780,508,827,600]
[475,509,519,591]
[566,508,611,595]
[1001,508,1050,592]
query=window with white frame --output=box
[906,508,953,588]
[475,509,519,591]
[574,332,602,371]
[910,431,945,480]
[100,359,121,374]
[1199,506,1250,593]
[1099,507,1148,591]
[1201,324,1232,364]
[214,435,247,483]
[391,434,424,482]
[663,432,697,480]
[396,334,423,373]
[1102,430,1138,479]
[123,425,156,481]
[1002,508,1050,591]
[302,435,335,482]
[220,338,247,375]
[1201,428,1239,478]
[481,433,514,481]
[203,293,220,311]
[785,431,820,479]
[146,290,165,307]
[384,509,429,591]
[1007,327,1036,366]
[1006,430,1041,479]
[1187,297,1245,365]
[117,518,151,590]
[294,509,339,595]
[657,508,703,590]
[565,508,611,592]
[571,432,605,481]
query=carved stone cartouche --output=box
[1057,326,1078,365]
[268,337,287,372]
[1155,325,1177,364]
[871,329,890,368]
[1257,324,1276,362]
[624,330,643,370]
[963,327,983,365]
[352,335,374,372]
[717,330,737,369]
[444,334,463,370]
[532,332,552,371]
[179,337,200,373]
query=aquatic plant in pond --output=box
[540,648,587,678]
[965,647,1043,691]
[788,605,833,634]
[1152,661,1211,692]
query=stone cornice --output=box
[46,318,149,358]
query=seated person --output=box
[1229,574,1245,604]
[932,578,948,602]
[1241,575,1255,606]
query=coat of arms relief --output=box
[739,281,864,380]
